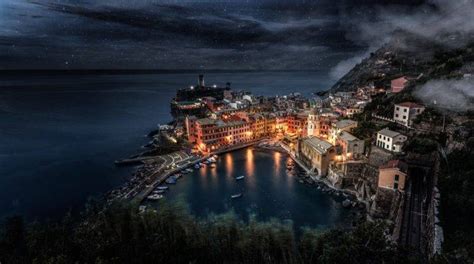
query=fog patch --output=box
[414,78,474,112]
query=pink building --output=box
[391,76,408,93]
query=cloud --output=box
[329,51,369,80]
[414,78,474,112]
[330,0,474,78]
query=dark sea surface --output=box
[157,147,354,230]
[0,71,351,228]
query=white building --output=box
[376,128,407,153]
[393,102,425,127]
[329,119,358,144]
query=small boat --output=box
[186,168,193,173]
[212,155,218,159]
[209,163,216,168]
[208,157,216,163]
[166,178,177,184]
[153,190,165,194]
[194,164,201,169]
[147,194,163,200]
[235,175,245,180]
[156,186,168,190]
[231,193,243,199]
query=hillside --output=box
[330,31,474,92]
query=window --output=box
[394,182,399,189]
[395,114,399,117]
[403,116,407,119]
[396,107,399,110]
[395,174,399,181]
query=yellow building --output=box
[297,136,335,176]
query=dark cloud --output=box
[0,0,443,71]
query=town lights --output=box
[246,131,253,137]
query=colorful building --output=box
[378,160,408,192]
[391,76,408,93]
[297,136,335,176]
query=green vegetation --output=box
[438,143,474,263]
[0,200,420,264]
[404,136,438,154]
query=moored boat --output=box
[156,186,169,190]
[231,193,242,199]
[236,175,245,180]
[166,177,177,184]
[147,194,163,200]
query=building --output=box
[391,76,408,93]
[376,128,407,153]
[297,136,335,176]
[378,160,408,192]
[335,131,365,161]
[193,117,252,152]
[329,119,358,144]
[393,102,425,127]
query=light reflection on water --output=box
[161,147,355,230]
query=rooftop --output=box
[338,131,360,142]
[334,119,357,129]
[196,118,216,126]
[302,136,333,154]
[379,160,408,173]
[396,102,424,108]
[377,128,402,138]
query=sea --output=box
[0,71,354,229]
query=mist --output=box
[331,0,474,78]
[414,78,474,112]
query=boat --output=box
[231,193,243,199]
[153,190,165,194]
[212,154,218,159]
[147,194,163,200]
[236,175,245,180]
[156,186,168,190]
[186,168,193,173]
[194,163,201,169]
[166,177,177,184]
[208,157,216,163]
[209,163,216,168]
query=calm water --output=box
[0,71,335,222]
[159,147,354,229]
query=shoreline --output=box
[117,136,366,219]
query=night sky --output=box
[1,0,471,75]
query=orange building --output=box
[378,160,408,192]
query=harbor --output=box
[141,147,363,228]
